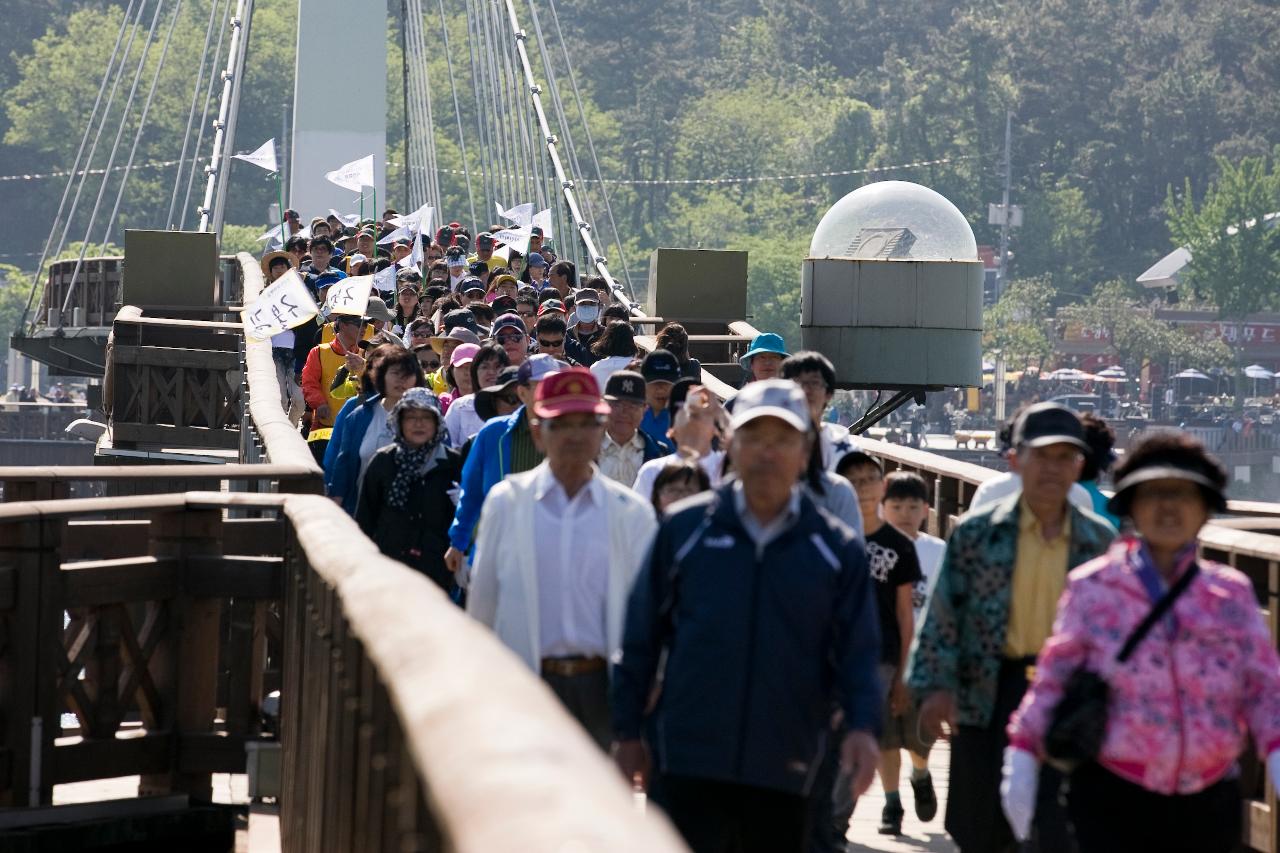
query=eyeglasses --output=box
[538,337,565,348]
[401,411,435,424]
[544,416,606,432]
[495,332,525,345]
[418,358,441,371]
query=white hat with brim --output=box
[728,379,810,433]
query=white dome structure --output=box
[801,181,983,389]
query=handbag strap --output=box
[1116,561,1199,663]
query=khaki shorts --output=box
[878,666,936,756]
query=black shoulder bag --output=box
[1044,562,1199,771]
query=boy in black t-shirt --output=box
[836,451,922,837]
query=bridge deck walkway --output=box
[846,740,955,852]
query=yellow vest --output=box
[312,342,350,429]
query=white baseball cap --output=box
[729,379,810,433]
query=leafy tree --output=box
[1166,152,1280,320]
[983,276,1057,370]
[1057,279,1232,377]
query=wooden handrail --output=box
[281,494,686,851]
[0,463,319,483]
[236,253,322,475]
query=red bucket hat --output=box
[533,367,611,419]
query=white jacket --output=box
[467,462,658,673]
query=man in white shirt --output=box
[467,368,657,748]
[597,371,665,486]
[632,385,727,502]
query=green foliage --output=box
[220,225,264,258]
[1057,279,1232,374]
[0,264,37,372]
[983,277,1058,369]
[1166,152,1280,320]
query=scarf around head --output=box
[388,387,450,509]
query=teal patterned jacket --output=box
[906,492,1117,728]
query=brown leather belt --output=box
[540,655,607,677]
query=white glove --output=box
[1000,746,1039,842]
[1268,749,1280,793]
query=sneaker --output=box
[878,800,904,835]
[911,772,938,822]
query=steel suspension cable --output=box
[403,0,427,207]
[19,0,139,334]
[412,0,442,211]
[167,0,223,228]
[478,0,508,206]
[543,0,633,295]
[53,0,146,260]
[105,0,183,243]
[63,0,166,317]
[490,0,518,206]
[436,0,478,232]
[179,0,230,228]
[463,0,494,218]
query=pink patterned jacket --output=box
[1008,536,1280,795]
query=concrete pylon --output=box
[289,0,387,221]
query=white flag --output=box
[325,155,375,193]
[233,138,278,173]
[378,225,412,245]
[257,223,285,248]
[531,208,554,242]
[372,265,398,293]
[496,201,535,226]
[328,208,359,227]
[491,226,532,255]
[387,202,434,232]
[409,231,425,267]
[323,275,373,317]
[241,269,318,342]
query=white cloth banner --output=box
[232,138,278,173]
[387,202,434,233]
[323,275,373,317]
[241,269,318,342]
[372,265,398,293]
[496,201,535,226]
[377,225,412,245]
[491,226,532,255]
[531,208,554,242]
[325,155,375,192]
[328,208,360,227]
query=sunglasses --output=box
[495,332,525,345]
[538,337,565,348]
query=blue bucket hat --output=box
[738,332,790,370]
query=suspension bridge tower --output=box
[289,0,387,216]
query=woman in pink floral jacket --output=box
[1001,432,1280,853]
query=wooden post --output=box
[140,507,222,800]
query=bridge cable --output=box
[63,0,166,318]
[166,0,224,229]
[463,0,495,219]
[403,0,427,207]
[436,0,479,232]
[542,0,634,295]
[179,0,231,229]
[105,0,184,244]
[18,0,140,335]
[498,0,635,311]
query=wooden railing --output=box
[104,306,245,451]
[0,490,284,806]
[862,439,1280,853]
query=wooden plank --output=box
[48,733,171,785]
[185,556,283,600]
[112,344,241,371]
[62,557,180,606]
[111,422,241,450]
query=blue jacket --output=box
[611,484,882,796]
[447,407,527,552]
[323,394,383,515]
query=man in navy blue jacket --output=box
[611,379,882,853]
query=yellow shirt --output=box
[426,368,449,395]
[1004,501,1071,658]
[467,253,505,272]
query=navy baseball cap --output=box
[641,349,681,385]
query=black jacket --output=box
[611,484,881,795]
[354,445,462,591]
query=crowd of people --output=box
[259,212,1280,853]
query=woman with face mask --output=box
[355,388,462,593]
